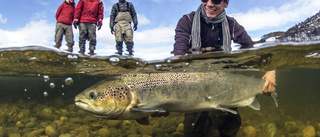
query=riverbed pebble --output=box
[302,125,316,137]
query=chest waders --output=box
[114,11,134,56]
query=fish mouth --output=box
[75,99,94,109]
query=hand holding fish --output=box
[261,70,276,95]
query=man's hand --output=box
[97,22,102,30]
[73,22,79,29]
[111,28,114,34]
[133,24,137,31]
[261,70,276,95]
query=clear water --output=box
[0,43,320,137]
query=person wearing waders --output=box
[54,0,75,52]
[73,0,104,55]
[110,0,138,56]
[171,0,276,136]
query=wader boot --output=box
[126,42,134,56]
[67,43,73,52]
[88,50,95,55]
[115,42,123,55]
[78,43,85,54]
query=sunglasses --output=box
[201,0,223,4]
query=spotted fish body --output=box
[75,72,268,120]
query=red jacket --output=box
[56,1,75,25]
[74,0,104,24]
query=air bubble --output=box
[50,83,55,88]
[155,64,163,70]
[65,77,73,86]
[43,75,50,82]
[109,56,120,66]
[43,92,48,97]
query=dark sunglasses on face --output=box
[201,0,223,4]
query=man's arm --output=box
[97,1,104,24]
[172,13,194,56]
[129,3,138,27]
[55,3,64,21]
[109,4,117,32]
[74,0,84,22]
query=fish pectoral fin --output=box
[136,117,150,125]
[130,107,166,113]
[217,106,238,114]
[248,97,261,110]
[271,91,279,107]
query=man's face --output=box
[202,0,229,19]
[69,0,74,3]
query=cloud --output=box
[135,27,175,45]
[0,20,54,47]
[137,14,151,26]
[0,14,7,24]
[230,0,320,31]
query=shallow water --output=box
[0,43,320,137]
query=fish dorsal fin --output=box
[248,97,261,110]
[130,107,166,113]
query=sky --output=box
[0,0,319,60]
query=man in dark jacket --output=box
[172,0,276,136]
[110,0,138,56]
[54,0,75,52]
[73,0,104,55]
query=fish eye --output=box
[89,91,98,99]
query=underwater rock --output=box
[105,120,122,128]
[30,117,37,123]
[59,133,72,137]
[120,120,132,130]
[26,129,44,137]
[25,122,35,128]
[0,110,7,125]
[45,125,58,137]
[82,115,98,123]
[108,128,120,137]
[263,123,277,137]
[302,125,316,137]
[68,117,82,123]
[176,123,184,133]
[138,125,155,136]
[39,108,54,121]
[16,121,25,128]
[160,120,177,134]
[98,128,111,137]
[8,133,21,137]
[128,126,138,135]
[316,131,320,137]
[40,122,49,128]
[60,117,68,123]
[54,120,62,126]
[76,130,90,137]
[243,126,256,137]
[0,127,4,137]
[284,122,298,133]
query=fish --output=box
[74,72,278,121]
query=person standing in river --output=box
[54,0,75,52]
[73,0,104,55]
[110,0,138,56]
[172,0,276,136]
